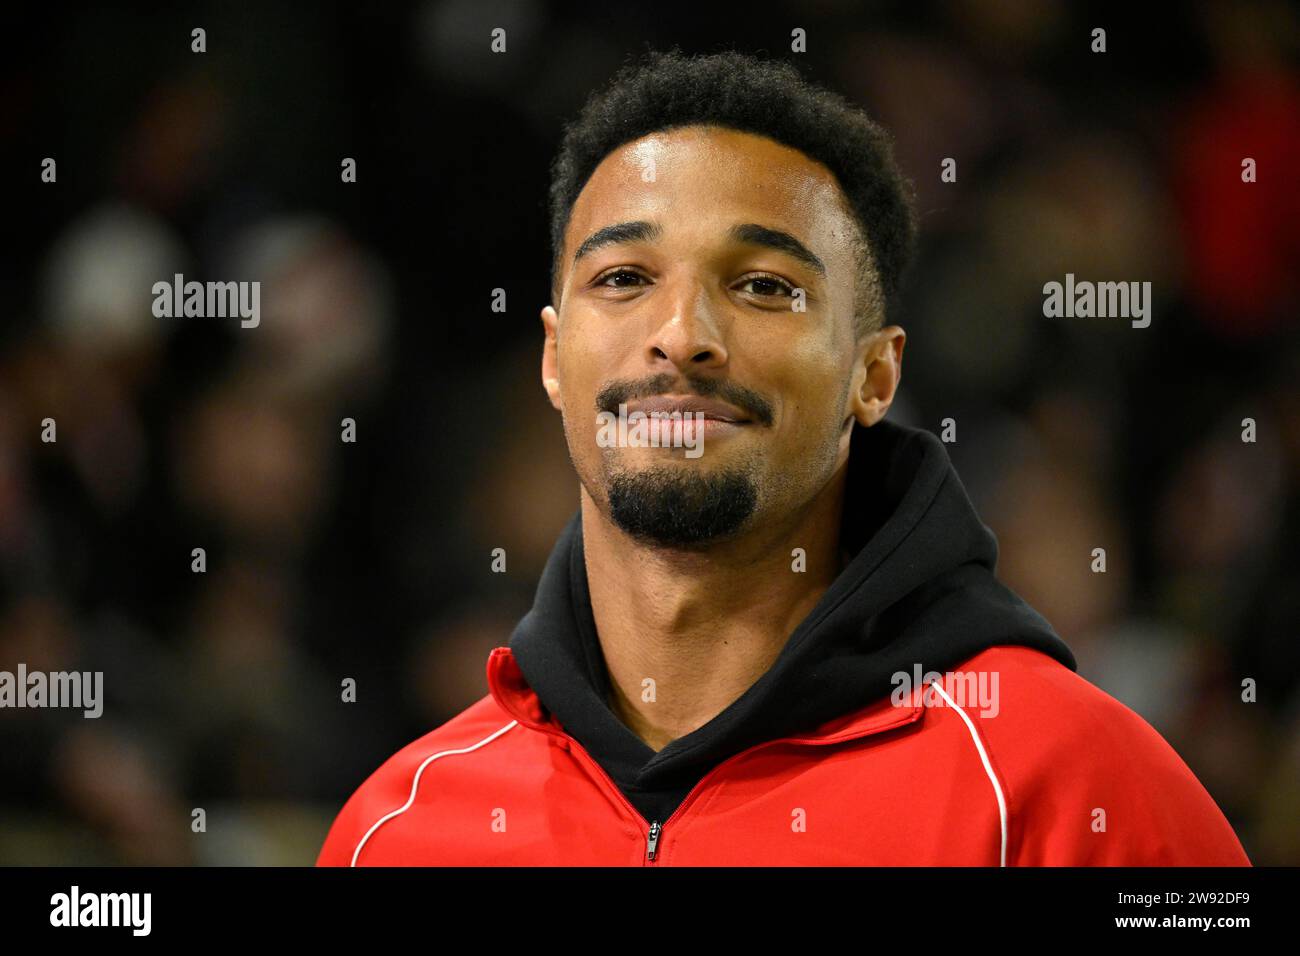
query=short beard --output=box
[606,464,758,548]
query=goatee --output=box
[607,465,758,547]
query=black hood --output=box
[508,417,1076,824]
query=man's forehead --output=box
[566,126,854,250]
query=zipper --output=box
[572,721,915,865]
[640,758,737,865]
[546,729,741,865]
[525,706,921,865]
[557,734,703,866]
[646,820,662,861]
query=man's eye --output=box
[596,269,646,288]
[739,274,795,297]
[593,270,793,296]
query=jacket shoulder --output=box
[945,645,1250,866]
[315,694,522,866]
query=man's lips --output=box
[622,395,752,423]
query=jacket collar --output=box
[487,645,923,746]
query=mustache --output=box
[594,373,774,427]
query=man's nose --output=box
[642,276,729,371]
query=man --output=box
[318,50,1250,866]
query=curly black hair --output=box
[547,48,918,336]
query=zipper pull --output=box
[646,821,662,861]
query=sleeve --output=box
[1004,692,1251,866]
[314,750,416,866]
[315,783,377,867]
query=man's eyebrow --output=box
[570,219,827,278]
[572,220,662,265]
[728,223,826,276]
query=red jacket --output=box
[320,421,1250,866]
[317,642,1251,866]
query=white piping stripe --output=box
[350,719,519,867]
[927,679,1008,867]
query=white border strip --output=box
[350,720,519,867]
[927,679,1008,867]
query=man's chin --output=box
[604,464,758,548]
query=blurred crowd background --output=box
[1,0,1297,864]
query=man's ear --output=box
[847,325,905,428]
[540,305,562,411]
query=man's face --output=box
[542,125,885,549]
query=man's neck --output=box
[582,463,849,753]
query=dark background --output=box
[1,0,1297,864]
